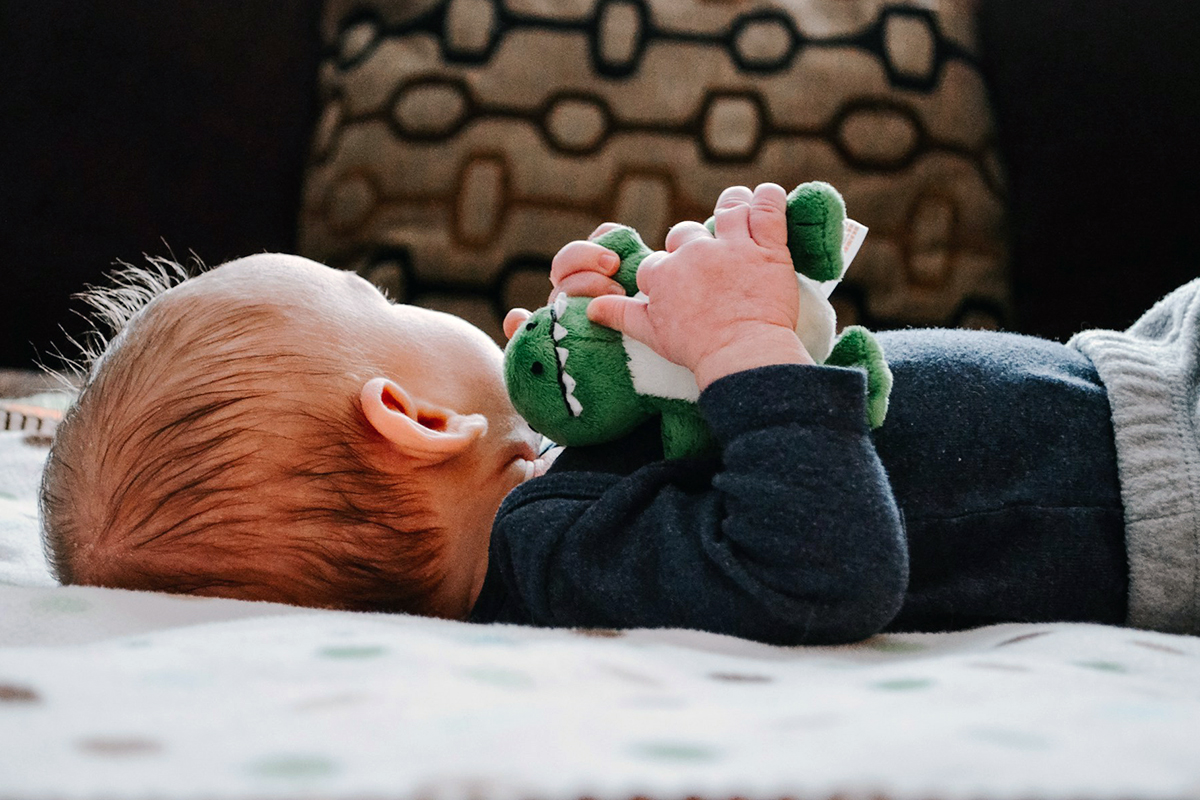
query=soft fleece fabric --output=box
[473,330,1128,644]
[2,422,1198,797]
[1071,278,1200,635]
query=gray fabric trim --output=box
[1069,279,1200,634]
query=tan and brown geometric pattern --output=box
[299,0,1009,341]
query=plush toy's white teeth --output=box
[555,344,582,417]
[560,359,583,417]
[548,293,582,417]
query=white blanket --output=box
[2,428,1199,800]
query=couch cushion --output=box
[299,0,1010,341]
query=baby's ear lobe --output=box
[359,378,487,463]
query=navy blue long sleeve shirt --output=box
[470,330,1128,644]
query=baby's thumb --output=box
[587,295,652,342]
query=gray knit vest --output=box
[1070,279,1200,635]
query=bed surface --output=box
[2,419,1199,799]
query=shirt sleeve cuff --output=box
[699,363,869,441]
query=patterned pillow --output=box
[298,0,1009,341]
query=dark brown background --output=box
[1,0,324,368]
[3,0,1199,368]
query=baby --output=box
[40,250,552,619]
[39,184,1200,643]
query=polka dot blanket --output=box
[2,431,1199,799]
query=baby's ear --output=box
[359,378,487,463]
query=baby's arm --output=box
[486,362,908,645]
[482,185,906,644]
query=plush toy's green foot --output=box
[660,401,716,460]
[785,181,846,282]
[825,325,892,429]
[703,181,846,282]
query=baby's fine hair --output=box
[39,258,447,614]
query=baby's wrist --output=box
[692,325,814,390]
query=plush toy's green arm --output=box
[591,226,652,296]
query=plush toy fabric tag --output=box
[815,219,869,299]
[843,218,868,267]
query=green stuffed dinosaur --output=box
[504,181,892,460]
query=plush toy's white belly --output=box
[622,334,702,402]
[796,272,837,363]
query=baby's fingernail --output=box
[601,252,619,269]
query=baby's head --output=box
[40,254,545,618]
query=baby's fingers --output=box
[747,182,788,248]
[587,294,654,344]
[712,185,753,239]
[588,222,623,240]
[664,220,712,252]
[550,272,625,302]
[551,240,620,286]
[503,308,533,340]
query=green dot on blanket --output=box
[1073,660,1128,673]
[247,755,340,779]
[317,645,387,659]
[871,678,934,691]
[965,727,1050,750]
[462,667,535,689]
[30,595,90,613]
[629,742,720,762]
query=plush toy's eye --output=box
[525,321,538,331]
[531,361,544,376]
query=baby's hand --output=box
[548,223,627,302]
[502,224,629,340]
[587,183,813,389]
